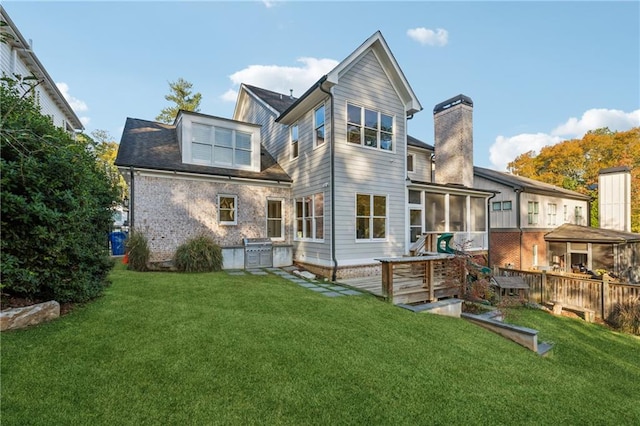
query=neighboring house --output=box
[116,31,495,279]
[474,167,591,270]
[545,223,640,284]
[0,6,83,133]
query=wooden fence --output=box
[496,268,640,320]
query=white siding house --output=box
[1,6,83,133]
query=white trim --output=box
[345,101,395,153]
[294,192,325,242]
[266,198,285,241]
[355,193,388,242]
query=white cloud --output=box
[220,89,238,102]
[56,82,88,112]
[222,57,339,101]
[80,116,91,126]
[489,108,640,171]
[262,0,281,8]
[407,27,448,47]
[551,108,640,138]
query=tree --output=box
[78,129,128,201]
[155,78,202,123]
[508,127,640,232]
[1,79,119,303]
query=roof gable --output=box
[277,31,422,124]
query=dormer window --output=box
[179,112,261,172]
[347,103,393,151]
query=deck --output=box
[338,255,463,305]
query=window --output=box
[267,200,284,239]
[410,209,422,243]
[528,201,539,225]
[218,195,237,225]
[492,202,502,211]
[575,206,583,224]
[347,103,393,151]
[547,203,557,226]
[471,197,486,232]
[356,194,387,240]
[314,105,325,147]
[424,193,446,232]
[502,201,512,211]
[449,195,467,232]
[408,190,421,205]
[407,154,414,172]
[563,205,568,222]
[192,123,252,167]
[290,124,299,159]
[295,193,324,240]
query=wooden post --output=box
[381,262,394,303]
[428,260,435,302]
[540,271,547,305]
[601,276,609,320]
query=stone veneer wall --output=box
[133,174,291,262]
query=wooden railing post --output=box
[540,271,547,305]
[381,261,394,303]
[601,276,609,320]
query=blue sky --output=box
[4,0,639,170]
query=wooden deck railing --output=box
[496,268,640,319]
[376,254,461,304]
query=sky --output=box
[3,0,639,170]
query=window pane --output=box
[292,141,298,158]
[347,104,361,124]
[407,155,414,172]
[492,202,502,211]
[410,209,421,226]
[192,123,211,143]
[236,132,252,150]
[408,190,421,205]
[380,132,392,151]
[268,200,282,218]
[291,124,298,141]
[364,109,377,128]
[502,201,512,210]
[373,196,386,216]
[214,146,233,164]
[215,127,233,147]
[364,128,377,147]
[315,105,325,126]
[316,126,325,145]
[373,218,386,238]
[192,142,212,162]
[315,218,324,239]
[449,195,466,232]
[268,220,282,238]
[356,217,370,239]
[314,193,324,217]
[425,193,445,232]
[347,125,361,144]
[235,149,251,166]
[296,200,303,218]
[357,194,370,216]
[471,197,486,232]
[380,114,393,132]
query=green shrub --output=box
[607,297,640,336]
[1,79,118,303]
[126,231,150,272]
[174,235,223,273]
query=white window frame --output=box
[290,123,299,159]
[218,195,237,226]
[266,198,285,241]
[355,193,388,242]
[313,104,325,148]
[548,203,557,226]
[191,122,254,169]
[294,193,324,241]
[346,102,394,152]
[528,201,539,225]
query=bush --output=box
[126,231,150,272]
[607,298,640,336]
[174,235,223,273]
[1,79,119,303]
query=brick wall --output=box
[133,174,291,262]
[490,230,549,270]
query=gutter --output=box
[515,188,522,268]
[318,79,338,281]
[486,192,497,268]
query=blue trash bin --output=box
[109,231,127,256]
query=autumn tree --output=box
[156,78,202,123]
[508,127,640,232]
[78,130,127,201]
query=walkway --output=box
[226,266,365,298]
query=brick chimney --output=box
[433,94,474,187]
[599,166,632,232]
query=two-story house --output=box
[115,31,495,279]
[0,6,83,133]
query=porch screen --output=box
[424,193,445,232]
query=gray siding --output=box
[408,146,433,183]
[332,50,407,264]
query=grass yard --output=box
[2,264,639,425]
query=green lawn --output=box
[2,265,639,425]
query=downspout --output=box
[318,80,337,281]
[486,192,497,269]
[515,188,522,269]
[129,166,135,230]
